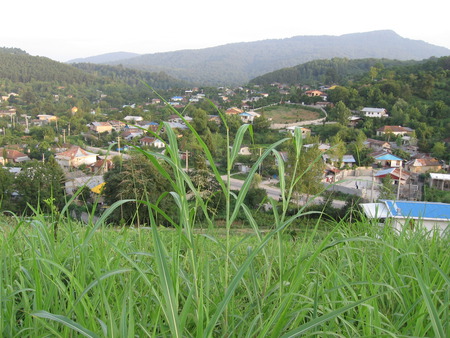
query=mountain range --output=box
[68,30,450,85]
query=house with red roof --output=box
[0,148,30,165]
[55,146,98,168]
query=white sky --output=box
[2,0,450,62]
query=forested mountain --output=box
[71,63,187,89]
[82,30,450,85]
[0,48,98,84]
[0,48,185,90]
[249,58,420,86]
[68,52,141,64]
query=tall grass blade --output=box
[280,292,388,337]
[32,310,99,338]
[413,265,446,338]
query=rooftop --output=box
[361,200,450,221]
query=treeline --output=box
[0,49,98,84]
[249,58,420,86]
[71,63,187,89]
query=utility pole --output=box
[62,129,66,144]
[117,136,121,155]
[396,164,402,200]
[371,169,374,202]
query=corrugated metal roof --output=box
[383,200,450,220]
[375,154,403,161]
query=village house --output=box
[121,128,144,141]
[89,159,113,175]
[305,90,325,97]
[360,200,450,235]
[55,146,98,169]
[151,98,161,104]
[0,148,31,164]
[239,111,261,123]
[238,146,252,156]
[374,153,403,168]
[89,121,113,134]
[405,157,443,174]
[322,154,356,168]
[0,108,17,118]
[364,138,391,152]
[123,115,143,123]
[36,114,58,123]
[361,107,388,118]
[376,125,414,137]
[225,107,243,115]
[208,115,221,124]
[286,126,311,138]
[108,120,126,131]
[137,121,160,132]
[428,173,450,191]
[139,136,165,148]
[374,167,410,185]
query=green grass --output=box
[261,104,323,124]
[1,217,448,337]
[1,96,448,337]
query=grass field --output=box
[1,215,448,337]
[260,104,323,124]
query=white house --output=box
[124,115,143,122]
[286,126,311,138]
[361,107,388,118]
[140,137,165,148]
[239,111,261,123]
[360,200,450,235]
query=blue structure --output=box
[360,200,450,235]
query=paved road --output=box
[224,176,345,209]
[85,146,131,160]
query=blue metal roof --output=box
[375,154,403,161]
[382,200,450,220]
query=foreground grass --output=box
[0,215,448,337]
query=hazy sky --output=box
[3,0,450,62]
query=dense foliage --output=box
[250,58,418,86]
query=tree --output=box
[286,141,325,203]
[14,157,66,214]
[379,175,395,200]
[333,101,351,126]
[0,167,15,211]
[252,115,271,133]
[103,154,175,226]
[431,142,446,159]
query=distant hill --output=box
[0,47,185,90]
[0,48,97,84]
[80,30,450,85]
[249,58,420,86]
[67,52,141,64]
[71,63,187,89]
